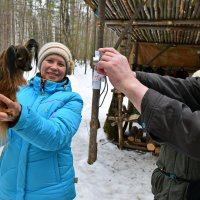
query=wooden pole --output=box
[117,91,124,149]
[114,0,149,49]
[132,41,139,70]
[88,0,106,165]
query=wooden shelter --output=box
[84,0,200,163]
[85,0,200,68]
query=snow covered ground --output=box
[1,63,158,200]
[70,64,157,200]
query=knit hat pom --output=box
[38,42,73,75]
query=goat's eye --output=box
[18,57,23,61]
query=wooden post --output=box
[88,0,106,165]
[114,0,149,49]
[116,91,124,149]
[133,41,139,70]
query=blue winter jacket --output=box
[0,74,83,200]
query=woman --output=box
[0,42,83,200]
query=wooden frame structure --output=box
[84,0,200,164]
[85,0,200,46]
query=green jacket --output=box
[151,144,200,200]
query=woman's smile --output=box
[40,54,67,82]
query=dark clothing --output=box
[151,144,200,200]
[175,69,189,79]
[136,71,200,160]
[136,72,200,199]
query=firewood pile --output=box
[123,124,160,156]
[107,89,160,156]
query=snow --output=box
[70,64,157,200]
[1,63,158,200]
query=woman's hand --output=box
[0,94,21,122]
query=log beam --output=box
[105,19,200,26]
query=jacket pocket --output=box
[151,168,164,195]
[186,180,200,200]
[26,155,60,191]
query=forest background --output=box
[0,0,118,66]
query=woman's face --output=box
[40,54,67,82]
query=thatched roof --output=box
[84,1,200,70]
[85,0,200,46]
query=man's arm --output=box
[97,47,200,160]
[136,71,200,111]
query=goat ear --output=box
[25,39,39,66]
[6,45,17,72]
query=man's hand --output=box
[97,47,148,113]
[97,47,136,93]
[0,94,21,122]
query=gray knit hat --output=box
[38,42,74,75]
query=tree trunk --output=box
[84,6,89,74]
